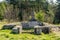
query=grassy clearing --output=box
[0,30,60,40]
[0,22,7,29]
[0,22,60,40]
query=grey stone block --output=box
[2,24,16,30]
[34,28,42,35]
[38,22,44,26]
[42,27,50,34]
[11,26,22,34]
[21,22,29,28]
[28,21,38,28]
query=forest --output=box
[0,0,60,24]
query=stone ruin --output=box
[21,11,60,35]
[1,11,60,35]
[21,11,50,35]
[34,26,50,35]
[21,11,44,29]
[11,26,22,34]
[2,24,16,30]
[2,24,22,34]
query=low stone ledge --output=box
[11,26,22,34]
[34,28,42,35]
[42,27,50,34]
[34,26,50,34]
[2,24,16,30]
[21,22,29,28]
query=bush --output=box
[0,15,4,20]
[35,10,44,22]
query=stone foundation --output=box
[11,26,22,34]
[2,24,16,30]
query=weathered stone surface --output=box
[28,21,38,28]
[42,27,50,34]
[21,21,44,29]
[51,27,59,32]
[34,28,42,35]
[2,24,16,30]
[11,26,22,34]
[21,22,29,28]
[34,26,42,35]
[34,26,50,34]
[38,22,44,26]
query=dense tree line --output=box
[53,1,60,24]
[0,2,6,21]
[0,0,60,24]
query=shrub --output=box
[0,14,4,20]
[35,10,44,22]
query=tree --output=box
[0,2,6,20]
[6,0,56,23]
[53,3,60,24]
[6,0,48,21]
[35,10,44,22]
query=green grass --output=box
[0,30,60,40]
[0,22,7,29]
[0,22,60,40]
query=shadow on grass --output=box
[22,28,34,34]
[22,31,36,35]
[23,28,34,30]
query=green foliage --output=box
[8,0,48,21]
[53,3,60,24]
[0,14,3,20]
[35,10,44,22]
[0,2,6,20]
[0,30,60,40]
[0,22,60,40]
[2,0,60,24]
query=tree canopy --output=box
[0,0,60,24]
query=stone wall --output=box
[11,26,22,34]
[2,24,16,30]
